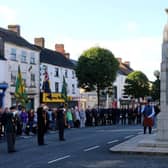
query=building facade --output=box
[34,38,80,108]
[0,25,40,110]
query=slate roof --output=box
[0,27,38,51]
[37,46,75,69]
[70,59,77,66]
[118,62,134,75]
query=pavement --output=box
[110,133,168,155]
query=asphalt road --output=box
[1,125,168,168]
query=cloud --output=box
[46,36,161,81]
[0,5,17,26]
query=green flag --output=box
[61,76,67,103]
[14,65,28,106]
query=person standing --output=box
[3,106,17,153]
[143,100,155,134]
[79,108,86,128]
[19,107,28,135]
[135,103,142,124]
[37,106,47,145]
[66,108,73,128]
[56,105,66,141]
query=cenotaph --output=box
[157,8,168,141]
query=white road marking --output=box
[48,155,71,164]
[107,140,119,144]
[96,128,142,132]
[83,145,100,152]
[124,135,134,139]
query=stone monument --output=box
[157,8,168,141]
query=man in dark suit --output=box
[37,105,47,145]
[56,105,66,141]
[3,106,17,153]
[135,104,142,124]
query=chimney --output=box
[34,37,45,48]
[55,44,65,54]
[64,53,70,59]
[124,61,130,67]
[8,25,20,36]
[117,57,122,63]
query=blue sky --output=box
[0,0,168,81]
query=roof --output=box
[70,59,78,66]
[0,27,39,51]
[118,62,134,75]
[37,46,75,69]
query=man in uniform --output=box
[143,100,155,134]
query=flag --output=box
[42,70,52,99]
[61,76,67,103]
[14,65,28,106]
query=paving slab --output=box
[110,133,168,155]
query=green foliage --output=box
[76,47,119,109]
[76,47,119,91]
[150,79,160,101]
[124,71,149,99]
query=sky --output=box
[0,0,168,81]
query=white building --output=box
[113,58,133,107]
[0,25,40,110]
[34,38,80,108]
[80,58,134,109]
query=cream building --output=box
[0,25,40,110]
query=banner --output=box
[42,93,72,103]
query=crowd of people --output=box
[0,102,160,153]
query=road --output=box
[1,125,168,168]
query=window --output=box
[42,65,47,71]
[11,98,17,106]
[30,73,36,87]
[55,82,59,93]
[65,69,68,78]
[21,51,27,63]
[72,70,75,79]
[72,84,75,94]
[30,52,35,64]
[10,48,17,61]
[54,67,59,77]
[11,71,16,85]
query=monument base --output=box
[138,135,168,148]
[110,133,168,155]
[156,112,168,141]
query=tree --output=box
[124,71,149,100]
[150,70,160,102]
[76,47,119,109]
